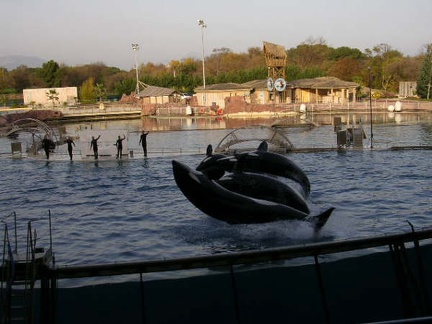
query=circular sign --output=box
[274,78,287,92]
[266,78,274,91]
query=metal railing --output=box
[49,227,432,280]
[34,225,432,324]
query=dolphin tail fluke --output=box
[305,207,335,231]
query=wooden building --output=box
[194,77,359,108]
[289,77,359,104]
[136,85,180,104]
[194,83,253,108]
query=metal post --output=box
[198,19,207,105]
[314,255,331,324]
[132,44,140,95]
[427,56,432,100]
[368,67,374,149]
[229,264,241,324]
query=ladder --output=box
[1,212,54,324]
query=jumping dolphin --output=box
[229,149,311,198]
[172,160,333,229]
[196,144,227,179]
[197,141,311,198]
[217,172,310,214]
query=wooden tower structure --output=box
[263,41,287,79]
[263,41,288,102]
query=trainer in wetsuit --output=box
[90,135,101,159]
[41,134,51,159]
[115,135,126,159]
[65,137,75,160]
[139,131,149,157]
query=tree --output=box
[79,77,96,103]
[209,47,231,75]
[328,47,366,61]
[167,60,182,78]
[0,94,7,107]
[46,88,59,107]
[38,60,61,87]
[94,83,106,102]
[328,58,363,81]
[0,67,10,91]
[366,43,404,93]
[9,65,32,92]
[417,44,432,99]
[114,78,135,96]
[288,38,331,69]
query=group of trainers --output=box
[41,131,149,160]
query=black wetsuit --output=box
[42,138,51,159]
[116,137,125,159]
[90,136,101,159]
[65,138,75,160]
[139,132,149,157]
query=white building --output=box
[23,87,78,106]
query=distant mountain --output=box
[0,55,47,70]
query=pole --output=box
[427,44,432,100]
[427,55,432,100]
[368,67,373,149]
[198,19,207,105]
[132,44,140,95]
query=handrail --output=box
[49,227,432,280]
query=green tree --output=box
[287,37,331,70]
[38,60,61,87]
[9,65,32,92]
[417,44,432,99]
[46,88,59,107]
[79,77,96,103]
[328,46,366,61]
[94,83,106,102]
[367,43,404,93]
[0,67,10,91]
[114,78,135,96]
[0,94,7,107]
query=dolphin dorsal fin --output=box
[206,144,213,156]
[257,141,268,152]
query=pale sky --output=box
[1,0,431,71]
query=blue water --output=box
[0,115,431,273]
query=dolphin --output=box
[196,153,227,180]
[203,141,311,198]
[172,160,333,228]
[217,172,310,214]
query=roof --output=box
[290,77,358,89]
[241,79,268,89]
[263,41,287,59]
[193,77,359,93]
[137,85,178,98]
[195,83,252,92]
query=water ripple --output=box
[1,125,431,271]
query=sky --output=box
[1,0,431,71]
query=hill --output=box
[0,55,46,70]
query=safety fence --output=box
[33,226,432,324]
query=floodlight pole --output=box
[131,43,140,95]
[427,52,432,100]
[198,19,207,105]
[368,67,374,149]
